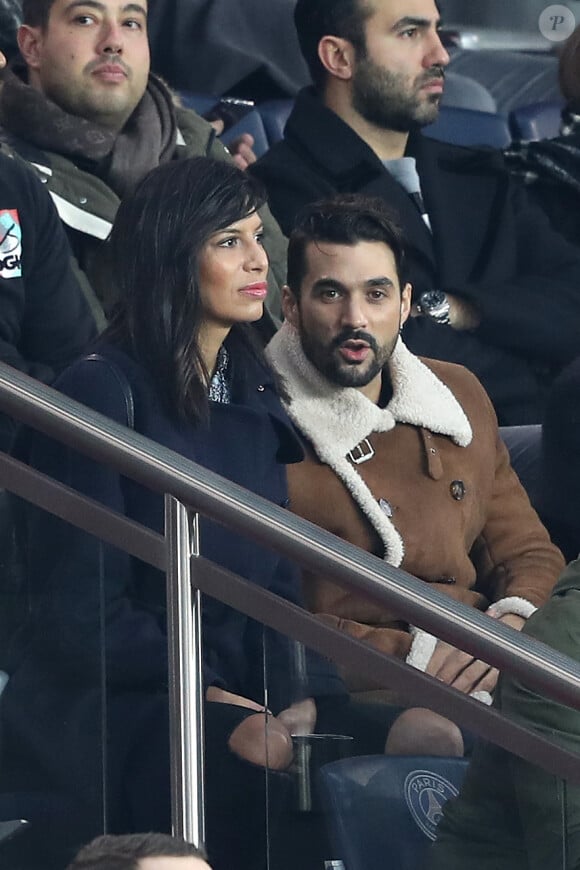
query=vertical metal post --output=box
[165,495,205,847]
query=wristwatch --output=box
[417,289,451,325]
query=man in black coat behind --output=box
[251,0,580,426]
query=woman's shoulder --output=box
[54,342,152,426]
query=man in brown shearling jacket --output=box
[266,195,563,744]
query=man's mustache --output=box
[330,329,379,353]
[417,66,446,86]
[85,55,131,76]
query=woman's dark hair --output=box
[108,156,267,425]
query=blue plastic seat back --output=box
[447,49,560,115]
[259,99,294,147]
[176,93,271,159]
[424,105,511,148]
[221,109,270,159]
[176,91,219,117]
[443,71,496,113]
[509,100,563,143]
[318,755,469,870]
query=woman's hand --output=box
[206,686,295,770]
[277,698,317,735]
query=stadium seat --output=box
[509,100,563,142]
[443,71,496,113]
[424,105,512,148]
[318,755,469,870]
[259,99,294,148]
[176,91,218,117]
[221,109,270,159]
[448,49,561,115]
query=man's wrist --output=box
[415,290,481,331]
[416,289,451,325]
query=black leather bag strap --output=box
[83,353,135,430]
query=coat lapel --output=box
[413,134,511,288]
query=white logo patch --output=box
[539,5,576,41]
[404,769,460,841]
[0,210,22,279]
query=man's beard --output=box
[300,327,398,388]
[351,57,445,132]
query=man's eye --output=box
[369,290,387,301]
[321,289,340,300]
[123,18,143,29]
[73,14,94,24]
[400,27,418,38]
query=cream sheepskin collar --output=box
[266,323,472,566]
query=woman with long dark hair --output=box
[1,157,345,870]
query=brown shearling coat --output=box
[286,357,563,687]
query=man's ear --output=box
[400,283,412,326]
[318,35,356,82]
[17,24,44,70]
[282,284,300,328]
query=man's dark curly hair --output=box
[66,833,208,870]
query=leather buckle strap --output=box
[347,438,375,465]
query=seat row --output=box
[179,84,563,156]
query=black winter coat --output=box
[0,149,96,449]
[1,334,343,822]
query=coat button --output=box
[282,497,290,508]
[79,196,88,205]
[257,385,265,392]
[450,480,466,501]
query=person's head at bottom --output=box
[108,155,269,424]
[66,832,211,870]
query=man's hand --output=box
[277,697,317,735]
[497,613,526,632]
[426,640,498,695]
[226,133,257,170]
[206,686,266,712]
[446,293,481,331]
[208,118,257,170]
[426,613,525,695]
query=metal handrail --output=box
[2,447,580,787]
[0,363,580,731]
